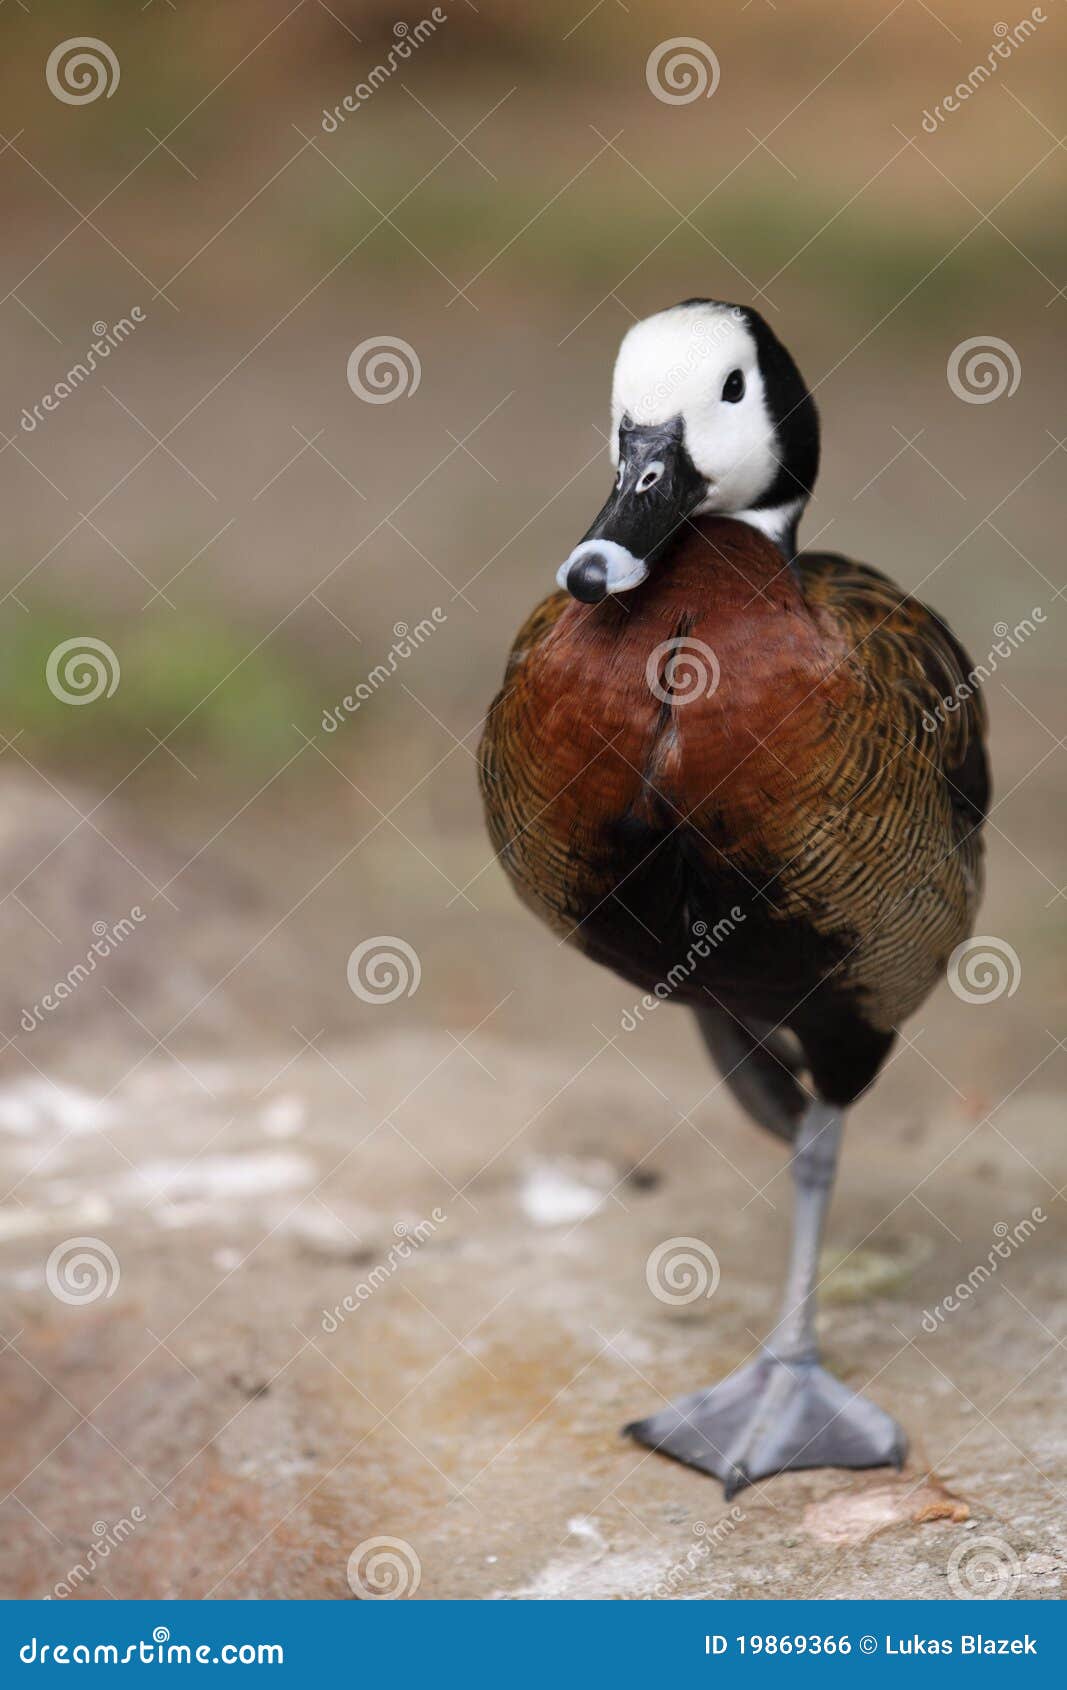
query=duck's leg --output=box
[625,1100,906,1497]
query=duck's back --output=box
[480,518,988,1099]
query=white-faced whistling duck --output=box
[480,300,989,1496]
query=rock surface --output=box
[1,1026,1063,1600]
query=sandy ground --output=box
[1,973,1065,1600]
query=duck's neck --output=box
[727,497,807,564]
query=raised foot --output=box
[624,1352,907,1498]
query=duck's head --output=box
[557,299,820,603]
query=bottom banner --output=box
[0,1598,1059,1682]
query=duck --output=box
[479,299,989,1497]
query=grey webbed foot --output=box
[625,1351,906,1499]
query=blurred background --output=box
[0,0,1064,1600]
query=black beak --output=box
[558,417,706,603]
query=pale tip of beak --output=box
[557,539,649,600]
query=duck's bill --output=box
[555,538,649,601]
[556,418,706,604]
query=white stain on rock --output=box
[519,1160,609,1227]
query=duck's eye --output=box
[615,460,626,489]
[635,460,665,494]
[722,368,745,403]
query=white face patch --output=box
[611,303,781,517]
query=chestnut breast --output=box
[481,519,850,955]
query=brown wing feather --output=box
[696,548,990,1034]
